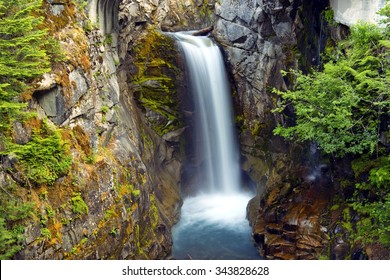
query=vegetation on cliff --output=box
[274,2,390,250]
[1,0,174,260]
[274,22,389,157]
[131,28,181,137]
[0,0,51,132]
[0,0,71,259]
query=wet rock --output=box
[299,234,323,249]
[162,127,186,143]
[332,243,350,260]
[282,230,297,242]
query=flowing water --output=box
[171,33,260,260]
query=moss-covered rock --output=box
[130,28,183,137]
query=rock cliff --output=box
[214,0,386,260]
[214,0,334,259]
[2,0,386,260]
[2,0,211,259]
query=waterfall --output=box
[171,33,259,260]
[174,33,241,194]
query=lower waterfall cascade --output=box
[171,33,260,260]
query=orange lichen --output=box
[24,117,42,132]
[72,125,92,156]
[80,53,91,71]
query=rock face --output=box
[5,0,384,260]
[214,0,333,259]
[88,0,216,36]
[2,0,211,260]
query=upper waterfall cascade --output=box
[174,33,241,194]
[330,0,386,26]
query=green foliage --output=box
[379,0,390,36]
[351,156,390,246]
[273,21,389,157]
[84,152,96,164]
[0,1,70,185]
[131,189,140,199]
[70,192,88,216]
[46,205,54,219]
[0,218,23,259]
[101,105,109,114]
[44,37,66,64]
[274,4,390,248]
[110,227,117,236]
[0,0,69,259]
[73,0,88,11]
[0,187,34,259]
[104,34,113,46]
[323,8,337,27]
[0,0,51,132]
[6,121,72,185]
[104,209,117,221]
[132,29,180,136]
[351,155,379,178]
[41,228,51,239]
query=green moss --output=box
[5,119,72,186]
[134,224,147,258]
[251,120,266,136]
[131,190,140,199]
[70,192,88,216]
[318,254,329,260]
[80,237,88,245]
[40,213,48,226]
[68,237,89,257]
[101,105,109,114]
[343,207,351,221]
[330,204,340,211]
[84,153,96,164]
[323,8,338,27]
[149,194,159,229]
[110,227,117,236]
[199,0,214,22]
[46,205,55,219]
[39,190,48,201]
[132,28,181,136]
[41,228,52,239]
[61,218,70,226]
[104,209,117,221]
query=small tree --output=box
[273,2,390,248]
[273,22,389,157]
[0,0,50,132]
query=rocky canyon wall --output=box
[2,0,211,259]
[213,0,386,260]
[3,0,385,260]
[213,0,334,259]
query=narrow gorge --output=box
[0,0,389,260]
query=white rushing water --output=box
[174,33,241,193]
[172,33,259,260]
[330,0,386,26]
